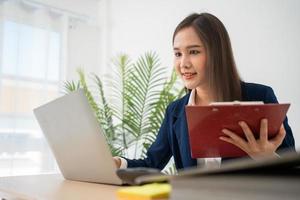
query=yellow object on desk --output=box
[117,183,171,200]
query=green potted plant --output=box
[64,52,184,174]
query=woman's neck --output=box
[195,87,214,106]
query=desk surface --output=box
[0,174,120,200]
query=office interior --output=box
[0,0,299,178]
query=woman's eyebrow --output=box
[187,45,203,49]
[173,45,204,50]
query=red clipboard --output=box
[185,103,290,158]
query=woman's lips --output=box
[182,72,197,79]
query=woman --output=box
[114,13,295,170]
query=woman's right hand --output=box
[113,157,121,168]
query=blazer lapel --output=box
[172,93,197,167]
[172,93,189,146]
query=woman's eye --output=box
[190,50,200,55]
[174,52,182,57]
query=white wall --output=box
[34,0,99,20]
[67,20,101,79]
[100,0,300,150]
[33,0,102,80]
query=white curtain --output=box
[0,0,67,176]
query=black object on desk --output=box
[116,167,163,185]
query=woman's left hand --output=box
[219,119,286,160]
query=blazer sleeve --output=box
[123,106,173,170]
[264,87,296,152]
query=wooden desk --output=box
[0,174,120,200]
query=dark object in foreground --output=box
[116,167,163,185]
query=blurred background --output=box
[0,0,299,176]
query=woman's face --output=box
[173,27,207,90]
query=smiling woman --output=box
[173,27,208,92]
[172,14,241,103]
[113,12,295,170]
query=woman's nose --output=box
[180,55,191,68]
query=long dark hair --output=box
[173,13,242,101]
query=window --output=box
[0,20,62,176]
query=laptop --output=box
[33,89,123,185]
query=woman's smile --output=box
[182,72,197,80]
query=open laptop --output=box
[33,89,123,185]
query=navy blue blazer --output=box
[124,82,295,170]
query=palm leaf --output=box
[63,52,184,162]
[123,52,167,158]
[162,162,177,175]
[105,54,134,156]
[141,70,183,158]
[92,74,124,156]
[62,80,80,93]
[77,69,102,124]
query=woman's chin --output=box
[184,85,196,90]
